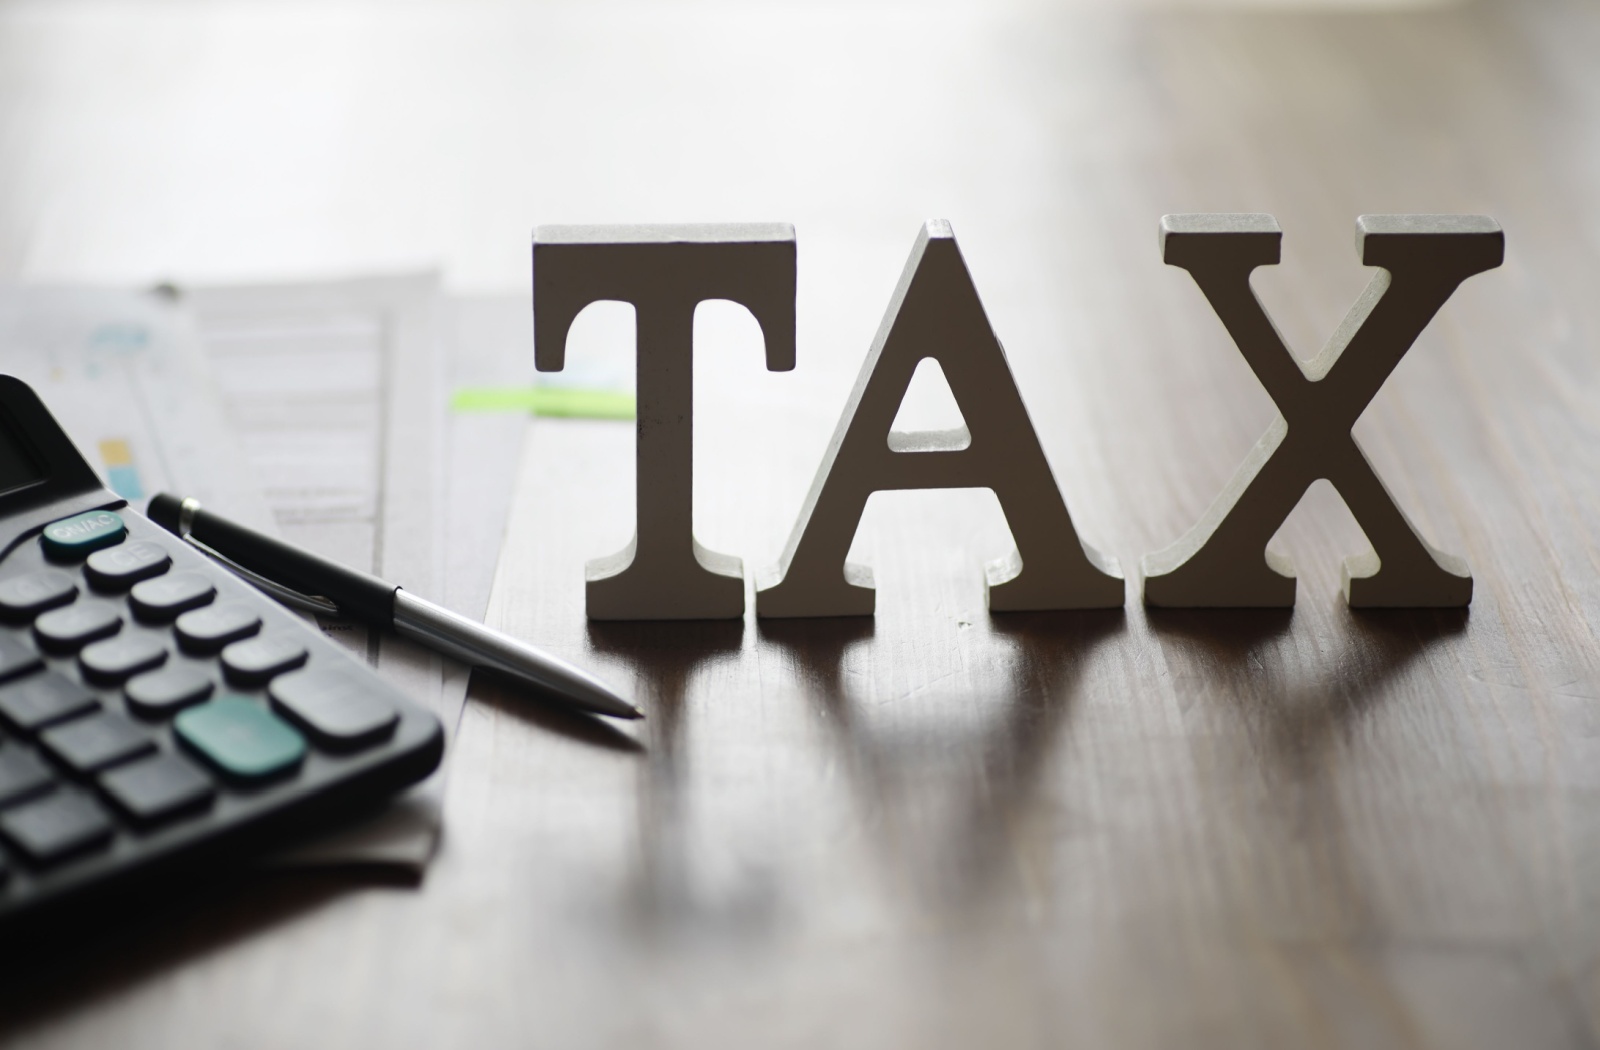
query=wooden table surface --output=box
[6,0,1600,1046]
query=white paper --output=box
[185,274,452,870]
[0,286,274,530]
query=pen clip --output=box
[182,535,342,617]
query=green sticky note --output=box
[450,386,635,420]
[177,695,306,780]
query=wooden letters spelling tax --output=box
[533,215,1502,621]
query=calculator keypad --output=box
[39,511,125,560]
[0,747,54,807]
[0,571,77,620]
[176,697,307,781]
[79,634,169,684]
[270,669,399,750]
[100,753,214,823]
[130,572,216,622]
[0,633,43,683]
[84,542,172,590]
[221,637,308,686]
[175,603,262,654]
[0,507,415,885]
[124,665,214,718]
[0,672,99,732]
[35,602,123,653]
[0,792,114,864]
[40,712,156,774]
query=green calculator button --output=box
[41,511,126,559]
[175,695,307,780]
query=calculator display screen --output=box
[0,420,44,497]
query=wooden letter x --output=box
[1141,213,1503,608]
[757,221,1122,618]
[533,224,796,620]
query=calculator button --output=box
[125,665,214,718]
[176,696,306,781]
[0,791,114,864]
[175,603,261,654]
[85,541,172,590]
[270,669,398,750]
[0,632,42,683]
[0,672,99,733]
[0,570,78,620]
[79,634,169,685]
[35,601,122,653]
[0,746,56,807]
[40,511,126,561]
[221,636,308,686]
[99,752,214,824]
[129,572,216,622]
[40,712,156,774]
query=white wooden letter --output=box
[533,223,796,620]
[756,221,1122,618]
[1140,213,1503,608]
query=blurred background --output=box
[0,0,1556,296]
[3,0,1582,579]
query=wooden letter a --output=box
[756,221,1122,618]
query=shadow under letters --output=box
[764,609,1122,910]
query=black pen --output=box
[147,493,641,720]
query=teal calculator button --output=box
[41,511,127,559]
[176,695,307,780]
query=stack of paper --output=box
[0,278,539,872]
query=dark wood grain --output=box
[6,1,1600,1047]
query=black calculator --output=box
[0,375,443,930]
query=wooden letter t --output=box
[533,224,797,620]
